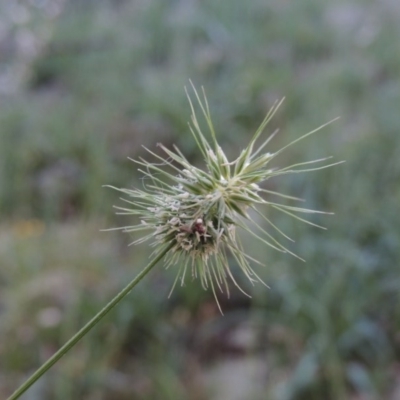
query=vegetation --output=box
[1,0,399,399]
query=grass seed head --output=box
[106,83,343,312]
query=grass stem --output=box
[7,243,174,400]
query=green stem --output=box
[7,244,173,400]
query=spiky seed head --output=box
[106,83,343,313]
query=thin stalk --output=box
[7,243,174,400]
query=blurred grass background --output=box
[1,0,400,399]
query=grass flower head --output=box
[107,84,342,311]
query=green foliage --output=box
[1,0,400,399]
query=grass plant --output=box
[7,85,340,399]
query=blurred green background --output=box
[1,0,400,399]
